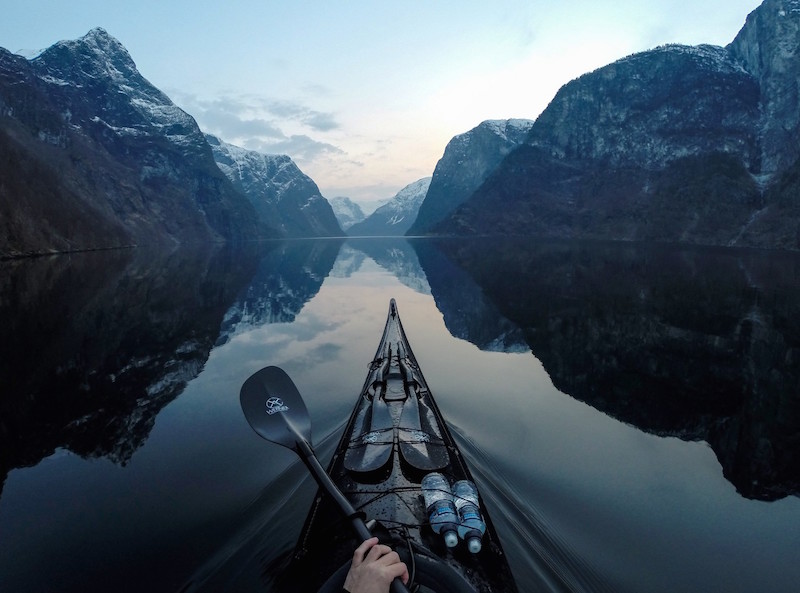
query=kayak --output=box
[274,299,519,592]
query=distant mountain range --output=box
[414,0,800,250]
[3,0,799,256]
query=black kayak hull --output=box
[276,299,518,593]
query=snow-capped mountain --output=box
[206,135,344,238]
[329,196,366,230]
[0,28,273,257]
[33,28,203,149]
[348,177,432,236]
[407,119,533,235]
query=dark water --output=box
[1,238,798,593]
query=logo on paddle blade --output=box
[265,396,289,415]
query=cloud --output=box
[245,134,345,162]
[167,89,371,194]
[266,99,340,132]
[200,109,285,139]
[168,89,340,140]
[303,111,339,132]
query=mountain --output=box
[426,0,800,250]
[349,177,431,236]
[329,196,366,230]
[406,119,533,235]
[0,28,275,257]
[206,135,344,238]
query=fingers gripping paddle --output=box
[240,366,411,593]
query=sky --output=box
[1,0,763,208]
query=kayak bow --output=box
[266,299,518,593]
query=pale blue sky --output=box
[1,0,762,205]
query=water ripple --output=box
[449,422,620,593]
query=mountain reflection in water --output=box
[416,237,800,501]
[0,239,344,501]
[0,245,260,492]
[0,237,798,593]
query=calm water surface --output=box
[1,238,798,593]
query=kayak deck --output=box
[277,299,518,593]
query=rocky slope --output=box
[406,119,533,235]
[206,135,343,238]
[0,29,278,258]
[428,0,800,250]
[348,177,431,236]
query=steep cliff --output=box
[729,0,800,174]
[0,29,276,257]
[430,0,800,250]
[406,119,533,235]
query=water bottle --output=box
[421,472,458,548]
[453,480,486,553]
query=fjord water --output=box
[1,238,798,593]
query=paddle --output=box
[240,365,411,593]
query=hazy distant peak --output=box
[330,196,366,230]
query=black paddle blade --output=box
[240,366,312,452]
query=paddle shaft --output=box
[296,439,410,593]
[297,438,371,540]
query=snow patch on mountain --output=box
[480,118,536,142]
[207,135,312,206]
[617,43,749,74]
[381,177,432,224]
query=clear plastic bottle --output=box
[421,472,459,548]
[453,479,486,553]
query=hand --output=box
[343,537,409,593]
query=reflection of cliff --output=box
[0,245,262,496]
[411,239,527,352]
[421,238,800,501]
[217,239,343,341]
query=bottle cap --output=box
[467,537,482,554]
[444,530,458,548]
